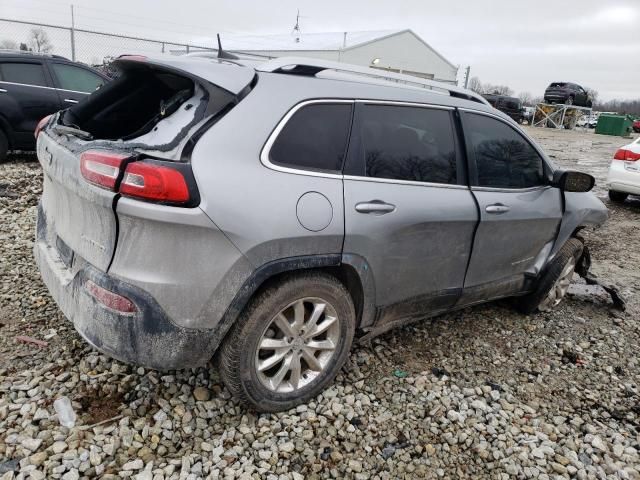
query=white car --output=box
[607,136,640,202]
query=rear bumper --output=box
[607,162,640,195]
[544,93,568,102]
[34,206,219,370]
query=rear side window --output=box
[0,62,48,87]
[354,104,458,184]
[269,103,352,173]
[51,63,104,92]
[464,113,545,189]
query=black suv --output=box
[483,94,524,123]
[0,51,109,160]
[544,82,592,107]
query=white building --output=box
[184,29,458,84]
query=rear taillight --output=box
[120,162,190,203]
[84,280,137,314]
[35,115,52,138]
[614,148,640,162]
[80,151,131,190]
[80,150,193,205]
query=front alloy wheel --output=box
[538,256,575,312]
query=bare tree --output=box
[585,87,599,104]
[28,28,53,53]
[0,39,18,50]
[484,84,514,96]
[518,92,534,106]
[468,77,484,94]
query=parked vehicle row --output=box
[34,54,607,411]
[0,51,108,161]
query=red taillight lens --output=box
[118,55,147,62]
[614,148,640,162]
[120,162,190,203]
[35,115,52,138]
[80,151,130,190]
[84,280,138,314]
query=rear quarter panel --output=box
[190,75,347,267]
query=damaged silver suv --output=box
[34,54,607,412]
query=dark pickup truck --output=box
[482,94,524,123]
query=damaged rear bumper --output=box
[34,207,218,370]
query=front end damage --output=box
[556,192,625,311]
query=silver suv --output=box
[34,55,607,412]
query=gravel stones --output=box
[1,132,640,479]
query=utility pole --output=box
[70,4,76,61]
[463,66,470,89]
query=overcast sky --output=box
[1,0,638,101]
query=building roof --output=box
[219,29,405,52]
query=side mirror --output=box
[553,170,595,192]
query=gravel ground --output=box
[1,128,639,480]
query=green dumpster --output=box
[595,115,633,136]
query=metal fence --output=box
[0,18,215,69]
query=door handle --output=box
[355,201,396,215]
[64,98,79,104]
[485,204,510,214]
[0,88,7,93]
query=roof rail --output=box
[0,49,68,60]
[256,57,489,105]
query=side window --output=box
[51,63,104,92]
[464,113,545,189]
[356,104,457,184]
[269,103,352,173]
[0,62,48,87]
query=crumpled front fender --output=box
[550,192,608,259]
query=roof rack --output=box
[0,49,68,60]
[256,57,489,105]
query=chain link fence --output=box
[0,18,215,74]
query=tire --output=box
[516,238,583,314]
[0,130,8,163]
[218,272,356,412]
[609,190,628,203]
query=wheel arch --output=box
[211,254,375,357]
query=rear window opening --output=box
[58,60,237,157]
[549,82,567,87]
[61,65,201,141]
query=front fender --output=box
[550,191,608,259]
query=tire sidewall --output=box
[237,277,355,411]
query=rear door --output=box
[0,59,61,148]
[459,110,562,304]
[47,61,106,106]
[343,102,478,319]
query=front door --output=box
[343,102,478,321]
[459,110,563,305]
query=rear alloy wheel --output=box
[0,130,8,163]
[255,297,341,393]
[516,238,583,314]
[219,273,355,412]
[608,190,628,203]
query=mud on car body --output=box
[35,55,608,412]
